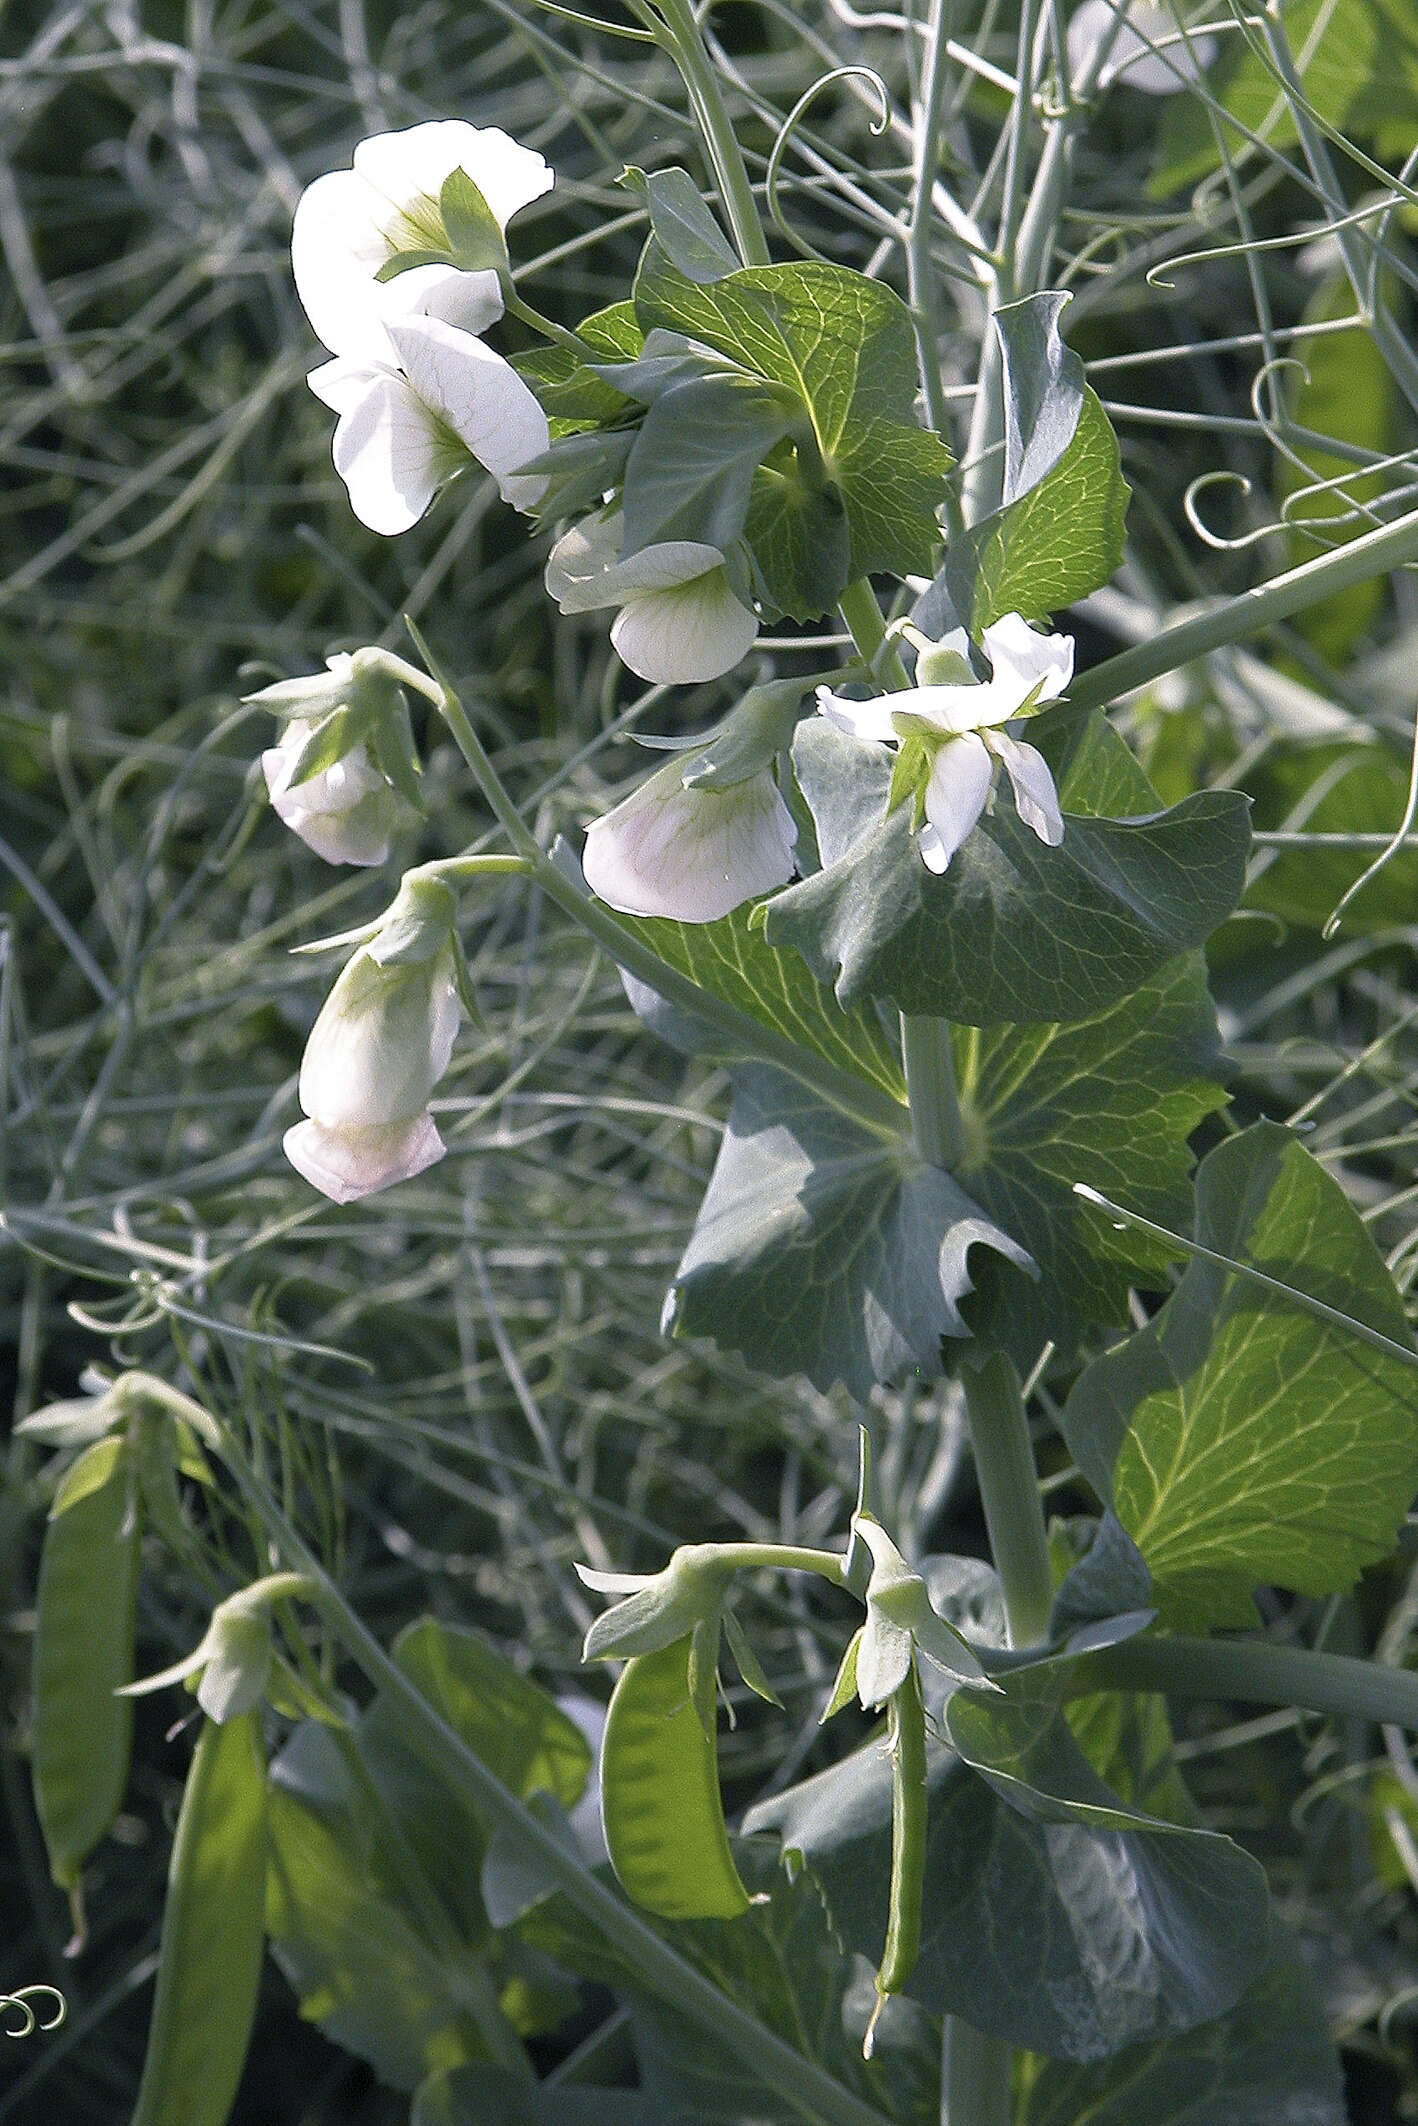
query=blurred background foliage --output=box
[2,0,1418,2119]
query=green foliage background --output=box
[2,0,1418,2120]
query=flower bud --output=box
[249,650,423,866]
[284,874,463,1202]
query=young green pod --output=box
[30,1433,141,1907]
[130,1710,268,2126]
[600,1627,750,1921]
[865,1660,928,2060]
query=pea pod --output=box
[864,1661,928,2060]
[130,1709,268,2126]
[601,1627,750,1921]
[31,1433,141,1902]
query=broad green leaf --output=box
[664,1062,1034,1396]
[955,950,1229,1367]
[744,445,853,618]
[266,1719,488,2090]
[577,300,646,358]
[389,1619,592,1812]
[520,430,634,520]
[1279,273,1397,664]
[745,1715,1270,2064]
[1151,0,1418,196]
[1060,1121,1418,1629]
[620,372,793,554]
[511,344,633,429]
[612,898,905,1098]
[947,386,1129,630]
[620,166,739,282]
[414,2065,658,2125]
[1017,1950,1346,2125]
[633,250,951,597]
[763,712,1250,1026]
[1049,1513,1153,1643]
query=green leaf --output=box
[414,2066,658,2126]
[633,250,951,597]
[664,1062,1033,1395]
[955,950,1229,1368]
[510,344,634,428]
[49,1430,127,1517]
[519,430,634,521]
[1060,1121,1418,1629]
[744,445,853,619]
[993,292,1085,505]
[266,1720,489,2091]
[577,300,646,359]
[947,386,1129,630]
[620,166,739,282]
[1279,272,1397,665]
[1017,1950,1346,2126]
[620,372,793,554]
[746,1701,1271,2064]
[763,712,1251,1026]
[611,898,905,1099]
[1150,0,1418,196]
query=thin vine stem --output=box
[647,0,772,268]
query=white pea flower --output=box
[309,313,549,532]
[284,876,463,1203]
[583,753,797,922]
[545,509,759,685]
[292,119,553,362]
[817,612,1074,873]
[261,716,413,867]
[1067,0,1217,92]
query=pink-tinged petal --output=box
[986,731,1065,846]
[979,612,1074,702]
[583,767,796,921]
[261,723,409,865]
[609,573,758,683]
[352,120,553,233]
[815,688,901,745]
[329,372,445,534]
[920,731,994,871]
[385,317,549,509]
[283,1113,446,1203]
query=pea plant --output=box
[16,0,1418,2121]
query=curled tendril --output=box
[1183,470,1284,552]
[1,1987,67,2039]
[766,66,891,262]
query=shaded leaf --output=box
[621,167,739,282]
[664,1062,1034,1396]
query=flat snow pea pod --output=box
[130,1709,268,2126]
[31,1433,141,1899]
[601,1627,750,1921]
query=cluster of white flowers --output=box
[272,120,1080,1206]
[294,121,553,530]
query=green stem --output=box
[502,286,596,361]
[961,1353,1053,1649]
[1067,504,1418,714]
[214,1450,894,2126]
[942,2018,1012,2126]
[906,0,960,501]
[648,0,772,268]
[838,576,911,689]
[1082,1631,1418,1730]
[901,1015,965,1168]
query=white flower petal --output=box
[329,371,446,533]
[379,263,505,339]
[545,510,726,614]
[283,1113,446,1203]
[262,723,408,865]
[609,572,758,684]
[979,612,1075,703]
[352,120,553,235]
[385,316,549,509]
[986,732,1065,846]
[308,356,385,416]
[920,731,994,871]
[583,766,797,921]
[292,168,399,359]
[814,688,901,745]
[855,1615,914,1709]
[298,948,461,1130]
